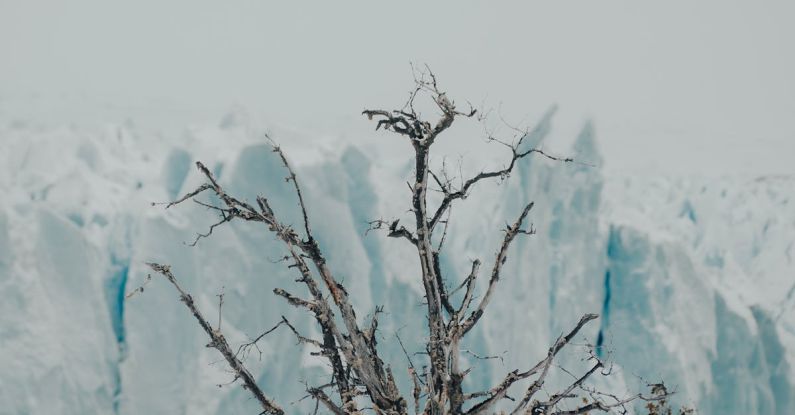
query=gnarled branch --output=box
[146,263,284,415]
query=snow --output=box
[0,113,793,414]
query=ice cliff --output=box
[0,115,792,414]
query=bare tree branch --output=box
[458,202,534,338]
[146,69,678,415]
[427,139,572,232]
[146,262,284,415]
[236,319,288,361]
[465,314,598,415]
[366,219,418,246]
[266,135,314,243]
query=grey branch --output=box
[146,263,284,415]
[458,202,534,338]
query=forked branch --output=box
[146,262,284,415]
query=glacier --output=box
[0,113,793,414]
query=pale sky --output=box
[2,1,794,176]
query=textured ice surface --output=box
[0,116,793,414]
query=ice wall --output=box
[0,117,792,414]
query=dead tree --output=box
[142,68,672,415]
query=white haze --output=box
[1,0,794,176]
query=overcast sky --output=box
[2,1,794,176]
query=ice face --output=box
[0,117,792,414]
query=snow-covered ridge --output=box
[0,115,792,414]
